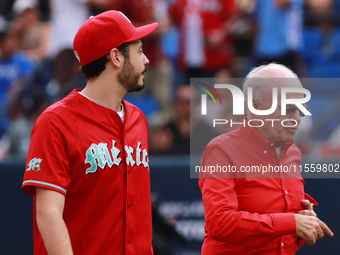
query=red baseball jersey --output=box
[22,89,153,255]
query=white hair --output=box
[242,63,298,117]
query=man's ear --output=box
[252,98,260,110]
[109,48,124,68]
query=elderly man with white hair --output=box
[199,63,333,255]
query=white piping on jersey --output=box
[23,180,67,194]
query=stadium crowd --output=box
[0,0,339,160]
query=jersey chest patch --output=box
[85,140,148,174]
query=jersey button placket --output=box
[280,178,290,211]
[279,237,286,253]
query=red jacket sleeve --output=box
[199,142,296,248]
[305,193,318,208]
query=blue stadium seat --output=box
[308,61,340,79]
[331,28,340,59]
[308,95,332,119]
[335,0,340,11]
[308,95,340,140]
[301,27,324,65]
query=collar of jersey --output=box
[239,117,294,155]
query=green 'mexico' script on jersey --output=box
[85,140,148,174]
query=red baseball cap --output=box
[73,10,158,66]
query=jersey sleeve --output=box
[199,142,296,248]
[22,111,71,196]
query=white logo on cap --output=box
[74,51,80,62]
[119,11,131,23]
[89,15,94,19]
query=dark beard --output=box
[118,58,145,92]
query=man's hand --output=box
[295,214,334,245]
[299,199,317,217]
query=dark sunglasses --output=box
[285,105,309,117]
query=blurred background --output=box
[0,0,339,254]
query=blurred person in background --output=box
[252,0,304,73]
[192,71,244,135]
[0,89,47,160]
[149,84,217,155]
[46,0,90,59]
[170,0,238,81]
[0,17,34,137]
[149,84,190,155]
[149,116,174,155]
[166,85,191,154]
[11,0,50,62]
[304,0,334,30]
[303,0,335,65]
[45,48,85,103]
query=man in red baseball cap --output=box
[22,10,158,255]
